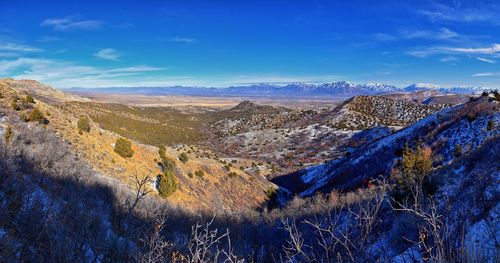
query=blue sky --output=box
[0,0,499,89]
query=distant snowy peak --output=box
[439,86,490,95]
[404,83,489,94]
[68,81,491,96]
[404,83,441,92]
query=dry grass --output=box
[0,79,273,212]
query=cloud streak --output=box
[404,28,458,40]
[419,2,500,24]
[94,49,120,61]
[473,72,497,77]
[41,17,103,31]
[476,57,496,64]
[407,43,500,58]
[0,42,42,52]
[170,37,196,43]
[0,57,165,88]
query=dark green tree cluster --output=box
[157,169,178,198]
[157,146,178,197]
[114,138,134,158]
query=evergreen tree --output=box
[157,170,178,197]
[178,152,189,164]
[114,138,134,158]
[487,119,495,131]
[77,116,91,133]
[25,95,35,103]
[28,108,47,123]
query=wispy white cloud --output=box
[0,57,346,88]
[473,72,496,77]
[404,28,458,40]
[376,28,459,42]
[407,43,500,58]
[0,42,42,52]
[0,52,20,58]
[170,37,196,43]
[439,56,459,63]
[41,17,103,31]
[442,44,500,54]
[476,57,496,63]
[419,2,500,24]
[0,57,166,88]
[94,48,120,61]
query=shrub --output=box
[77,116,91,133]
[28,108,47,124]
[494,90,500,101]
[158,146,176,171]
[392,143,433,201]
[455,144,462,157]
[158,145,167,160]
[194,169,205,178]
[4,126,14,143]
[10,99,19,111]
[157,171,178,198]
[265,187,277,199]
[114,138,134,158]
[224,164,231,171]
[19,112,28,122]
[178,152,189,164]
[228,171,238,178]
[466,112,477,122]
[187,171,194,178]
[487,119,495,131]
[25,95,35,103]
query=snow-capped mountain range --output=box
[68,81,492,97]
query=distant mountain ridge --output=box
[68,81,493,97]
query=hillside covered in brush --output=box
[0,79,498,262]
[0,79,273,212]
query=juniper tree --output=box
[114,138,134,158]
[77,116,91,133]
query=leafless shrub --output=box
[186,217,242,263]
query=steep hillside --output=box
[275,96,499,196]
[0,79,273,212]
[383,89,471,105]
[208,96,448,177]
[0,78,84,103]
[309,95,447,130]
